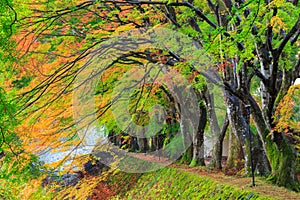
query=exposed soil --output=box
[90,182,116,200]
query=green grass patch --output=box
[109,167,274,199]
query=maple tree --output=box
[0,0,299,197]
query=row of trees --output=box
[1,0,299,193]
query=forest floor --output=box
[89,155,300,200]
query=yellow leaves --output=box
[16,93,77,154]
[52,170,115,200]
[113,24,136,36]
[268,0,285,8]
[19,179,41,200]
[152,23,166,29]
[36,42,51,53]
[270,16,286,33]
[274,85,300,132]
[88,28,112,38]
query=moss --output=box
[110,168,274,200]
[189,158,198,167]
[180,146,193,164]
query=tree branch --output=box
[276,15,300,57]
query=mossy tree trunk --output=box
[250,92,299,190]
[181,145,193,164]
[226,129,244,170]
[271,131,299,191]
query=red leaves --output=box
[215,60,234,72]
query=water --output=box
[38,126,107,169]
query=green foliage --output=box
[0,88,18,149]
[0,0,15,39]
[11,76,32,89]
[0,88,46,199]
[0,0,17,79]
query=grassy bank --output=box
[108,167,276,200]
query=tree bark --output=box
[224,90,271,176]
[190,94,207,167]
[226,128,244,170]
[253,43,300,189]
[271,131,300,191]
[203,86,222,169]
[210,114,229,170]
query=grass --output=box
[107,166,298,200]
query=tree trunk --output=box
[190,96,207,167]
[211,115,229,170]
[255,41,274,125]
[181,145,193,164]
[249,81,299,190]
[151,136,157,151]
[226,128,244,171]
[271,131,300,191]
[203,87,222,169]
[173,85,199,165]
[248,94,278,168]
[224,90,271,176]
[138,137,149,153]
